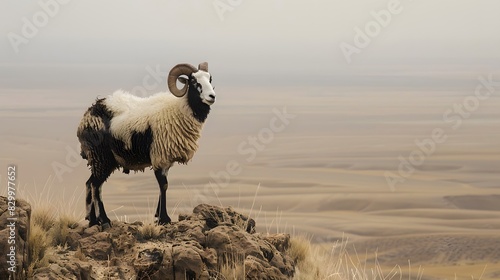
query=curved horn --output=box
[198,62,208,72]
[167,63,197,97]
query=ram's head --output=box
[167,62,216,105]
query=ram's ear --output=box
[178,77,188,84]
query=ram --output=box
[77,62,215,227]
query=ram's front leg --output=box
[154,168,171,225]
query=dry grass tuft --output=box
[218,262,246,280]
[27,222,51,277]
[289,236,329,280]
[289,235,312,265]
[31,206,56,231]
[27,203,82,277]
[214,253,246,280]
[138,223,163,240]
[51,214,80,246]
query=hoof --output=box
[88,221,99,227]
[157,217,171,226]
[88,220,111,229]
[101,222,112,230]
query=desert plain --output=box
[1,77,500,279]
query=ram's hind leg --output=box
[85,175,98,226]
[89,172,112,228]
[154,168,171,225]
[88,151,116,228]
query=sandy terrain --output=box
[1,83,500,279]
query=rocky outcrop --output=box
[32,204,295,279]
[0,196,31,279]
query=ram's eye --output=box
[209,76,213,83]
[196,84,202,92]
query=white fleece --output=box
[105,90,203,169]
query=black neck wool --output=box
[186,83,211,123]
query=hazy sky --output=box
[1,1,500,214]
[1,1,500,89]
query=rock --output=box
[63,261,92,280]
[178,213,189,221]
[32,266,66,280]
[134,248,164,278]
[79,232,112,260]
[82,225,100,237]
[66,231,82,250]
[193,204,256,233]
[245,255,287,280]
[155,244,174,280]
[201,247,218,270]
[264,233,291,253]
[29,204,296,279]
[112,231,136,255]
[32,261,92,280]
[207,225,262,258]
[0,196,31,279]
[170,219,206,245]
[172,241,210,280]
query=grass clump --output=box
[138,223,163,240]
[213,253,246,280]
[31,206,56,231]
[51,214,80,246]
[288,236,327,280]
[218,261,246,280]
[27,222,51,277]
[289,235,312,265]
[27,203,82,277]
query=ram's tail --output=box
[77,98,113,162]
[80,150,88,160]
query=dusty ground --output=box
[1,84,500,279]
